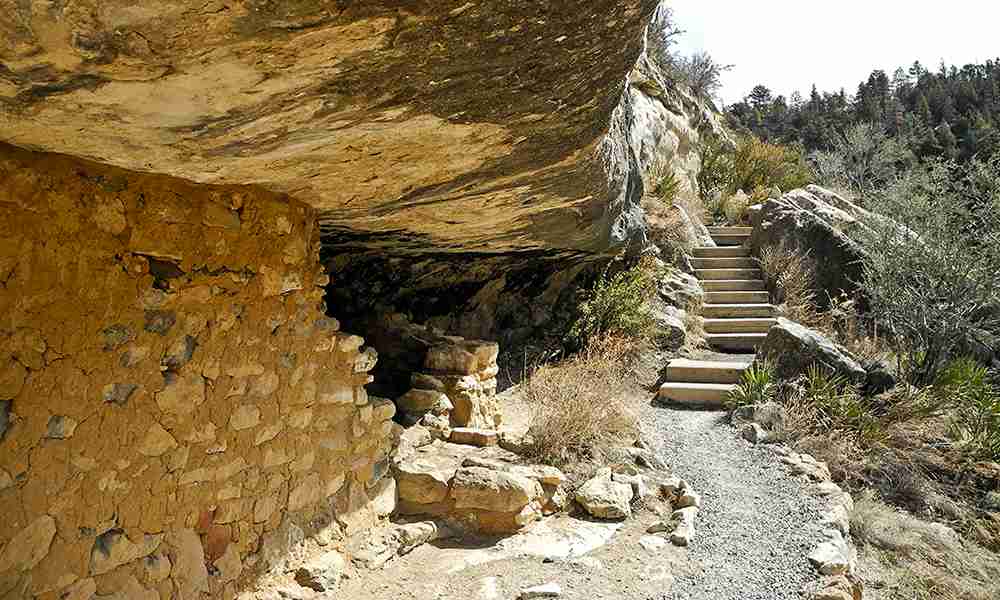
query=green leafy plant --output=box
[698,135,812,210]
[727,361,776,409]
[796,365,884,440]
[570,260,657,348]
[935,358,1000,460]
[656,171,682,207]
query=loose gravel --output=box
[646,407,827,600]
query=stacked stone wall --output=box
[0,145,392,600]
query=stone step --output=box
[665,359,751,384]
[707,226,753,236]
[695,268,762,281]
[658,382,736,408]
[705,333,768,352]
[692,246,751,258]
[690,257,757,270]
[703,303,776,319]
[711,234,751,247]
[701,280,767,292]
[704,318,778,334]
[704,291,770,304]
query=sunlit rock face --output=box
[0,0,691,255]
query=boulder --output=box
[575,469,634,520]
[658,269,704,311]
[650,302,688,350]
[759,318,895,393]
[751,186,878,306]
[758,318,867,384]
[450,467,543,513]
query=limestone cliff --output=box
[1,0,719,257]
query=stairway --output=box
[659,226,776,407]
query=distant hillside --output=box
[727,58,1000,161]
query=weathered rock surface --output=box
[750,186,876,305]
[758,318,867,383]
[575,468,634,520]
[758,318,895,393]
[0,0,714,257]
[392,440,564,534]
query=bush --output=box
[523,336,639,465]
[655,171,681,207]
[569,260,658,347]
[698,136,813,208]
[856,158,1000,384]
[673,51,732,99]
[723,190,750,224]
[727,361,776,409]
[810,122,912,199]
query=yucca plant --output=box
[936,358,1000,460]
[727,361,776,409]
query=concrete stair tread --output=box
[704,291,770,303]
[707,226,752,235]
[692,246,750,258]
[704,317,778,333]
[658,382,736,407]
[705,332,768,352]
[666,359,751,384]
[691,257,756,269]
[702,280,767,291]
[695,268,763,280]
[703,303,776,319]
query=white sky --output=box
[669,0,1000,105]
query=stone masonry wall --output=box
[0,144,393,600]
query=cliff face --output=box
[1,0,719,257]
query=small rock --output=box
[741,423,769,444]
[612,473,655,503]
[294,551,346,592]
[162,335,197,369]
[808,530,852,575]
[647,520,673,534]
[639,535,668,552]
[449,427,499,447]
[398,389,451,413]
[102,383,138,406]
[45,415,78,439]
[519,583,562,599]
[670,507,698,547]
[143,310,176,335]
[675,490,701,509]
[656,476,686,498]
[575,468,633,520]
[394,521,440,555]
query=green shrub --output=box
[856,159,1000,385]
[570,260,657,347]
[698,136,812,208]
[787,365,884,441]
[727,361,776,409]
[935,358,1000,460]
[731,137,813,196]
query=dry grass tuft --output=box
[851,492,1000,600]
[522,335,640,466]
[756,242,825,329]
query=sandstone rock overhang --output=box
[1,0,672,255]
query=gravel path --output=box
[646,407,827,600]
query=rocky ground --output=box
[327,375,843,600]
